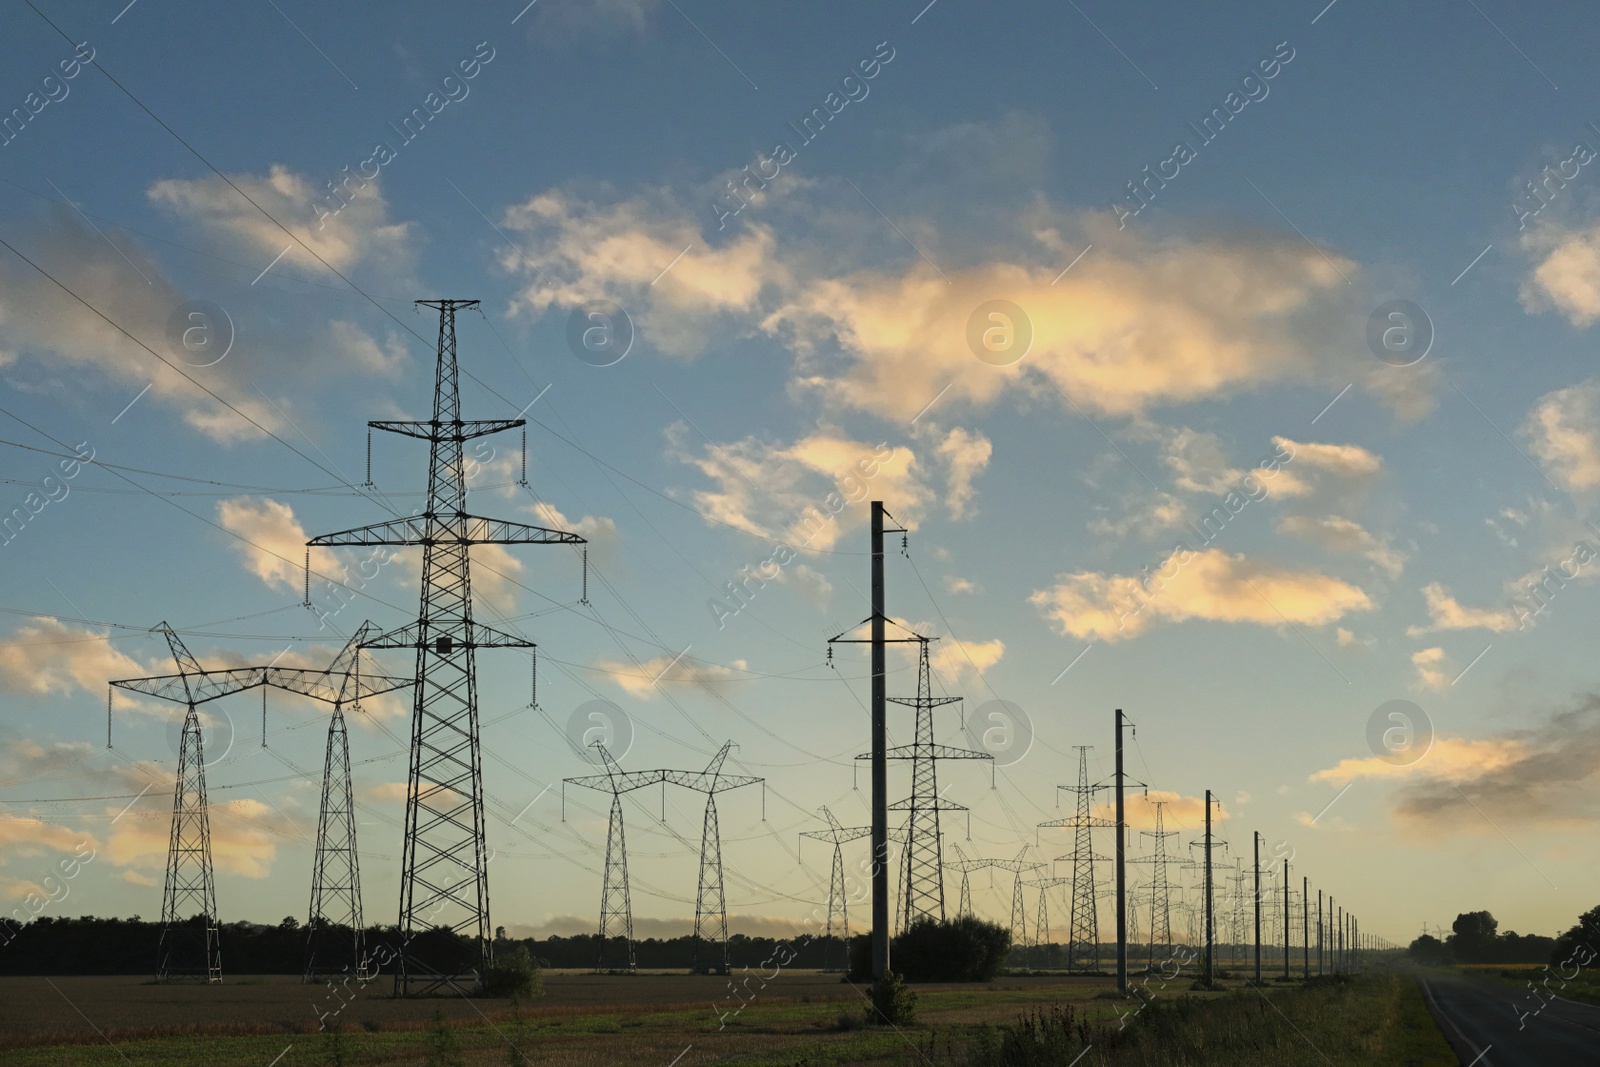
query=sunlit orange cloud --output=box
[1030,549,1371,643]
[1309,736,1527,786]
[1089,789,1219,831]
[106,797,293,879]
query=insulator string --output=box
[519,428,527,487]
[303,549,311,607]
[580,549,590,605]
[364,428,373,488]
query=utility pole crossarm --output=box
[564,769,665,794]
[860,743,996,761]
[659,770,762,790]
[369,418,525,442]
[308,514,585,547]
[111,668,267,706]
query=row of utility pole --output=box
[853,500,1381,988]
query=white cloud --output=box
[1411,647,1451,691]
[1278,514,1406,578]
[594,652,747,700]
[1521,379,1600,491]
[1520,219,1600,326]
[929,637,1004,682]
[217,497,340,594]
[0,619,155,707]
[1406,582,1519,636]
[1030,548,1372,642]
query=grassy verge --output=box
[957,973,1458,1066]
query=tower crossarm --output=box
[308,513,585,547]
[369,418,526,443]
[111,667,413,708]
[801,827,872,844]
[1037,815,1116,829]
[359,620,537,651]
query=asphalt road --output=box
[1419,970,1600,1066]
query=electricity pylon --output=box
[563,742,664,972]
[1024,875,1068,968]
[987,848,1043,956]
[307,299,586,994]
[110,623,410,982]
[1139,800,1176,970]
[946,844,991,918]
[856,638,992,930]
[801,806,870,970]
[662,742,764,975]
[1038,746,1114,972]
[305,621,404,981]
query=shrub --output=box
[481,945,543,999]
[867,970,917,1026]
[892,917,1012,982]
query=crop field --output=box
[0,970,1458,1067]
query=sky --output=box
[2,0,1600,952]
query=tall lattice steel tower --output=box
[801,806,870,969]
[987,848,1042,956]
[1039,746,1113,972]
[563,742,663,972]
[1140,800,1176,968]
[662,742,763,975]
[865,639,990,930]
[946,844,990,919]
[308,299,585,993]
[1024,875,1068,968]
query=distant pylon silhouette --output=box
[1025,875,1067,967]
[662,741,763,975]
[1140,800,1176,968]
[946,844,991,918]
[801,807,870,970]
[1038,746,1113,971]
[987,848,1042,955]
[563,742,665,972]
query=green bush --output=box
[868,969,917,1026]
[481,945,543,999]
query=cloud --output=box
[0,209,287,443]
[1029,548,1372,642]
[0,815,96,857]
[594,652,747,699]
[499,187,781,355]
[767,223,1360,421]
[1310,736,1524,786]
[106,796,290,878]
[1406,582,1519,636]
[328,320,408,377]
[944,576,980,594]
[1335,627,1374,649]
[519,0,660,35]
[217,497,339,594]
[1089,789,1216,831]
[1411,647,1451,691]
[1520,220,1600,326]
[1278,515,1406,578]
[1521,379,1600,491]
[148,165,415,276]
[671,429,929,551]
[522,500,620,561]
[929,637,1004,682]
[1272,437,1382,479]
[0,619,155,706]
[930,426,992,519]
[1314,697,1600,832]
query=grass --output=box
[0,970,1459,1066]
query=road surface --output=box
[1419,969,1600,1066]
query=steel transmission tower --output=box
[866,639,991,930]
[987,848,1043,956]
[1038,746,1113,972]
[946,844,991,918]
[110,623,410,982]
[1140,800,1176,969]
[801,807,870,969]
[563,742,664,972]
[1024,875,1068,967]
[307,299,585,993]
[661,742,764,974]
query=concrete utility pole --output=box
[1302,876,1309,979]
[1204,791,1214,986]
[1318,889,1324,975]
[1253,832,1261,984]
[1283,856,1291,980]
[1115,709,1128,996]
[870,501,889,980]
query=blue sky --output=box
[3,0,1600,949]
